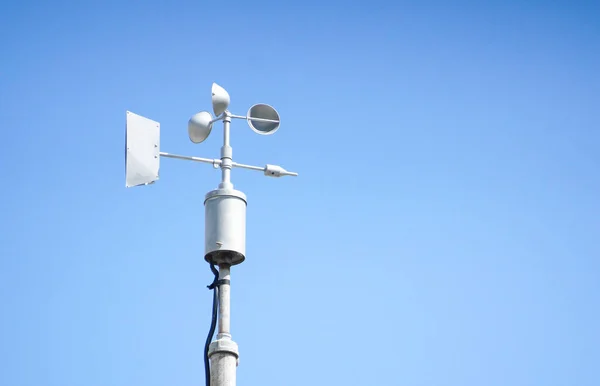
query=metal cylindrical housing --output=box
[204,188,247,266]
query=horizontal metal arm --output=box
[160,152,220,165]
[160,152,298,177]
[209,114,224,124]
[229,114,280,124]
[232,162,264,171]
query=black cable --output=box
[204,263,220,386]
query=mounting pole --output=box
[206,110,245,386]
[220,112,233,189]
[209,264,238,386]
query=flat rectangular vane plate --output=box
[125,111,160,188]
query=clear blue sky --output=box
[1,1,599,385]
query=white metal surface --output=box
[232,162,263,172]
[229,114,280,123]
[208,265,239,386]
[246,104,280,135]
[159,152,298,176]
[220,114,233,189]
[264,164,299,177]
[212,83,230,116]
[125,111,160,188]
[209,339,238,386]
[188,111,213,143]
[204,189,247,266]
[217,266,232,338]
[160,152,218,165]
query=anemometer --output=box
[124,82,297,386]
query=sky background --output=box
[1,1,599,385]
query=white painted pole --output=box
[209,265,239,386]
[218,266,231,339]
[219,113,233,189]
